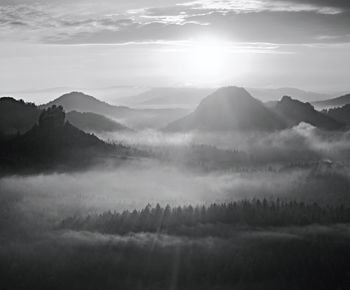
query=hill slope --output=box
[66,111,131,133]
[0,106,130,173]
[312,93,350,109]
[323,104,350,125]
[166,87,287,132]
[273,96,344,130]
[0,97,40,135]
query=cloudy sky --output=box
[0,0,349,101]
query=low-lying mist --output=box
[99,123,350,163]
[1,161,350,236]
[2,125,350,290]
[2,124,350,237]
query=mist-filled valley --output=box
[2,86,350,289]
[4,121,350,224]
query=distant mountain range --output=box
[166,87,345,132]
[2,88,348,137]
[247,87,331,103]
[312,93,350,109]
[41,92,189,129]
[0,97,130,135]
[119,86,333,109]
[119,87,216,108]
[4,86,347,174]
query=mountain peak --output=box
[59,91,98,100]
[166,86,287,132]
[274,96,344,130]
[215,86,250,95]
[53,91,104,105]
[205,86,252,102]
[41,91,119,116]
[279,95,314,111]
[280,95,293,102]
[197,86,260,111]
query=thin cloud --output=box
[178,0,343,15]
[0,0,348,45]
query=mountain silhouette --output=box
[120,87,330,108]
[0,97,130,135]
[41,91,131,116]
[0,106,130,173]
[41,91,188,129]
[166,86,287,132]
[273,96,344,130]
[323,104,350,125]
[312,93,350,109]
[0,97,40,135]
[247,87,331,102]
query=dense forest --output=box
[60,199,350,235]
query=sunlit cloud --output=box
[0,4,138,42]
[0,0,348,45]
[179,0,343,15]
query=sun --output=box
[184,37,233,82]
[166,36,252,86]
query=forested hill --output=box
[0,97,131,135]
[60,199,350,236]
[0,97,40,135]
[0,106,134,174]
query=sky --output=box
[0,0,349,102]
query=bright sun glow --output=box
[187,38,229,74]
[182,37,248,85]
